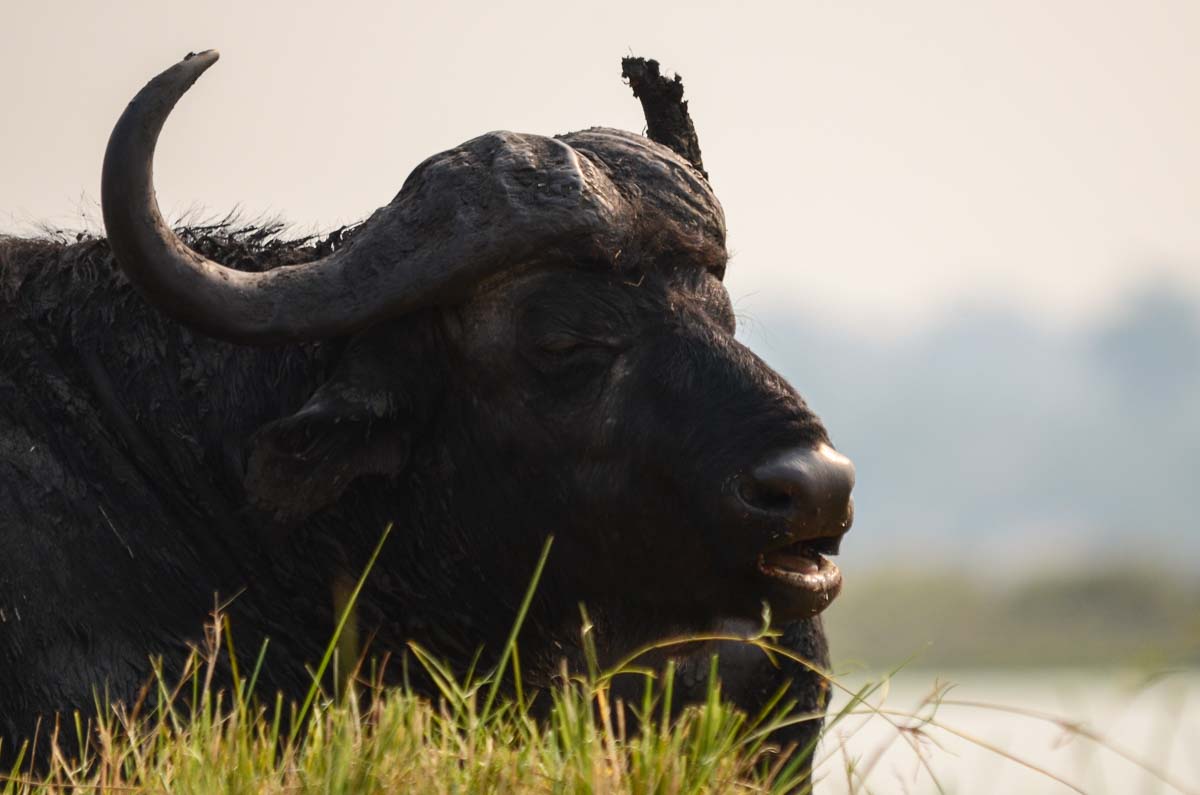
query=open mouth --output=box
[756,539,843,615]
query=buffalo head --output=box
[100,52,854,653]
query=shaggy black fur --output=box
[0,222,832,771]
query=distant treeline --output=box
[824,566,1200,670]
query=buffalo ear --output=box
[245,331,430,524]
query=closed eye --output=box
[537,332,591,355]
[535,332,624,356]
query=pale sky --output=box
[3,0,1200,338]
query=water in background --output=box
[819,669,1200,794]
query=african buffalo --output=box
[0,52,854,773]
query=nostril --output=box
[736,476,795,514]
[736,443,856,531]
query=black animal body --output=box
[0,53,855,773]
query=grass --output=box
[1,535,1195,794]
[0,652,811,794]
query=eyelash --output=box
[530,327,635,365]
[538,335,606,356]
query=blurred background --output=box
[3,1,1197,790]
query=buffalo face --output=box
[431,257,855,633]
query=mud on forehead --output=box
[559,128,727,249]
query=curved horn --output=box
[102,51,629,345]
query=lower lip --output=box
[756,552,843,616]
